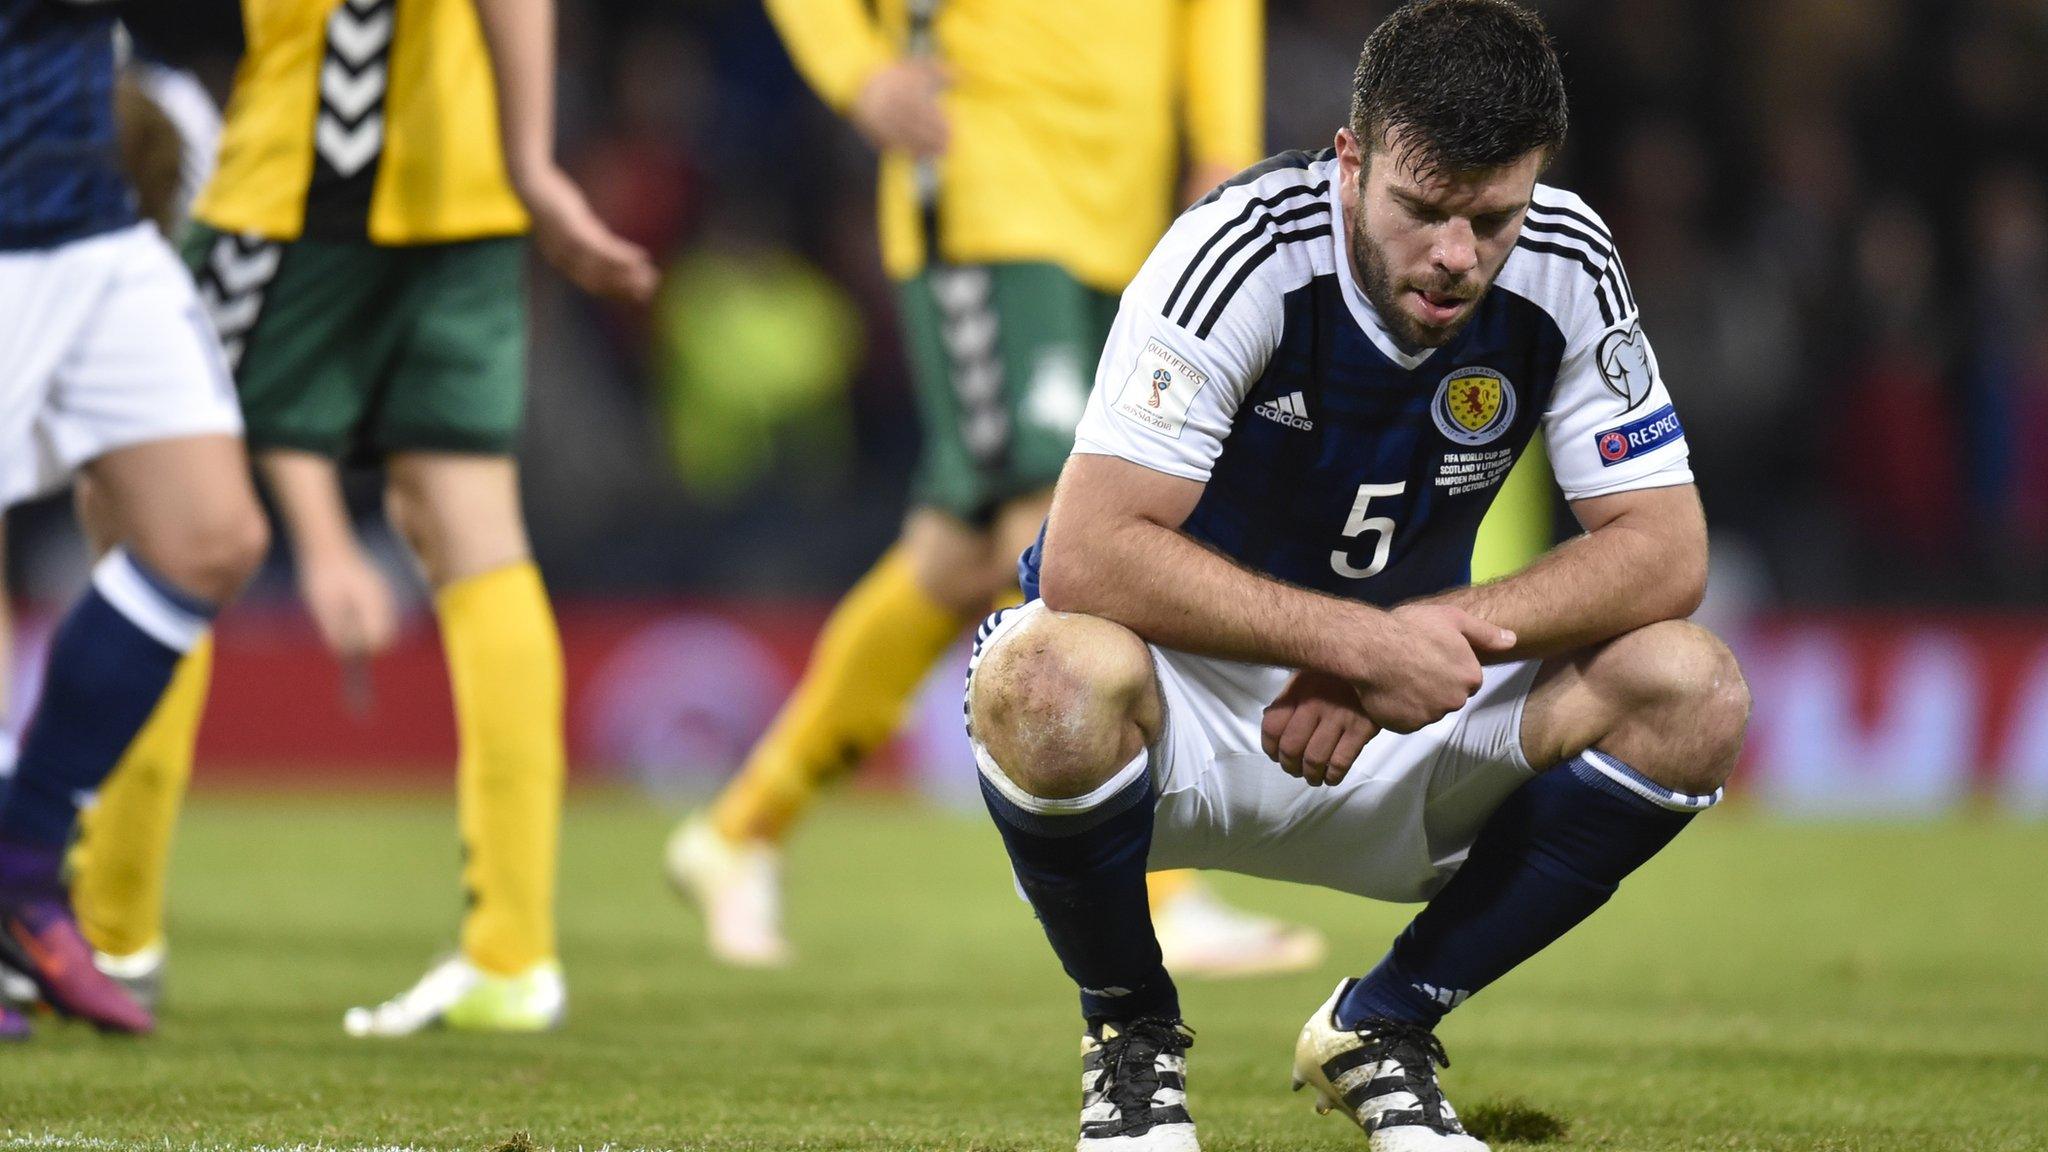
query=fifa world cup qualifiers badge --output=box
[1431,366,1517,446]
[1114,338,1209,438]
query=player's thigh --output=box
[905,487,1052,614]
[900,507,997,615]
[383,451,529,588]
[52,228,259,557]
[991,487,1054,581]
[1516,621,1744,776]
[897,263,1093,524]
[85,433,265,600]
[187,225,397,459]
[374,237,527,460]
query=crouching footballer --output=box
[962,2,1751,1148]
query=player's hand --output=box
[1261,670,1379,788]
[1349,604,1515,733]
[298,547,398,662]
[850,60,950,158]
[515,162,659,304]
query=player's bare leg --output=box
[340,452,566,1037]
[1296,621,1749,1150]
[1517,620,1750,792]
[0,434,264,1035]
[83,436,268,607]
[970,607,1199,1151]
[679,487,1318,975]
[671,502,1011,967]
[984,497,1327,978]
[64,474,213,1010]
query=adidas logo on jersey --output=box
[1256,391,1315,430]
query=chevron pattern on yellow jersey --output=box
[194,0,528,245]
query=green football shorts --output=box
[897,262,1119,525]
[184,224,527,459]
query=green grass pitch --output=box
[3,791,2045,1151]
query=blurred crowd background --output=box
[15,0,2048,609]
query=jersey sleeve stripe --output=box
[1519,216,1613,262]
[1524,208,1641,320]
[1163,181,1330,320]
[1173,200,1331,329]
[1194,221,1334,338]
[1608,252,1638,314]
[1526,199,1613,243]
[1514,236,1619,325]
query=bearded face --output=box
[1338,128,1545,351]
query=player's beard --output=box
[1347,194,1492,352]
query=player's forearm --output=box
[471,0,557,187]
[259,453,360,568]
[1041,511,1384,681]
[1428,487,1707,660]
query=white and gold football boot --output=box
[1292,980,1487,1151]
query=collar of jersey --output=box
[1325,175,1440,373]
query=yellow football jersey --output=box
[765,0,1263,293]
[193,0,528,245]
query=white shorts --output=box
[0,223,244,507]
[969,600,1541,903]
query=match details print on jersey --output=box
[1048,150,1693,608]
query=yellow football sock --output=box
[1471,442,1554,582]
[72,636,213,958]
[1145,868,1199,914]
[712,545,972,844]
[441,562,565,976]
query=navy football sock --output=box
[1338,750,1721,1029]
[979,748,1179,1025]
[0,550,214,862]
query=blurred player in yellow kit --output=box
[663,0,1340,975]
[61,0,655,1036]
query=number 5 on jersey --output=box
[1331,482,1405,579]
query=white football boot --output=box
[93,939,168,1011]
[0,963,35,1007]
[1152,884,1326,978]
[1078,1018,1200,1151]
[664,812,791,968]
[1292,980,1488,1151]
[342,955,564,1037]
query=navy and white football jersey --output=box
[0,0,135,251]
[1023,149,1690,607]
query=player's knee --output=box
[138,505,269,605]
[382,473,434,555]
[921,558,1003,618]
[1608,620,1750,786]
[970,610,1157,800]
